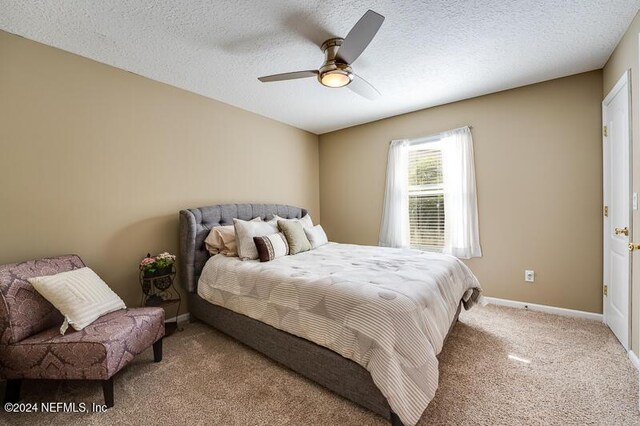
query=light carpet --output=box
[1,305,638,425]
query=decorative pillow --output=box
[253,233,289,262]
[234,218,279,260]
[204,226,228,254]
[278,220,312,255]
[218,220,260,257]
[28,267,126,334]
[204,217,261,255]
[304,225,329,249]
[271,214,313,229]
[216,226,238,257]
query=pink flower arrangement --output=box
[140,252,176,275]
[140,257,156,267]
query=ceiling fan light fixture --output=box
[320,70,353,88]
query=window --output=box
[380,127,480,258]
[408,141,444,250]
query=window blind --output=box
[408,146,444,250]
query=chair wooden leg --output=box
[4,379,21,403]
[153,338,163,362]
[101,377,114,408]
[390,411,404,426]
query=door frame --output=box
[602,69,632,350]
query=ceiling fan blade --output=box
[336,10,385,65]
[258,70,318,82]
[348,73,381,100]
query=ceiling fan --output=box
[258,10,385,100]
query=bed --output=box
[179,203,481,426]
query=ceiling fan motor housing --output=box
[319,38,353,87]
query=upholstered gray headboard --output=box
[178,203,307,293]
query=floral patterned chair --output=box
[0,255,165,407]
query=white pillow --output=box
[304,224,329,249]
[28,267,126,334]
[204,217,261,255]
[234,218,278,260]
[271,214,313,229]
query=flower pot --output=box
[153,275,172,291]
[143,266,173,278]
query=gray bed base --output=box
[179,204,461,426]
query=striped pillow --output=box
[253,233,289,262]
[28,267,126,334]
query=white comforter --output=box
[198,243,481,425]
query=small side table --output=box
[140,266,182,335]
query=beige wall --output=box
[0,24,620,328]
[0,31,320,315]
[319,71,604,314]
[603,11,640,353]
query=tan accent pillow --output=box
[278,220,312,255]
[216,226,238,257]
[204,217,261,256]
[28,267,126,334]
[271,214,313,229]
[204,226,227,254]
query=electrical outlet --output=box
[525,270,535,282]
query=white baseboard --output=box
[629,350,640,371]
[166,312,190,324]
[483,297,603,321]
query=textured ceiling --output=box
[1,1,638,134]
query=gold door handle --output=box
[629,243,640,251]
[615,227,629,236]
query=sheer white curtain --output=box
[441,127,482,259]
[379,139,410,248]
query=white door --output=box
[603,70,631,350]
